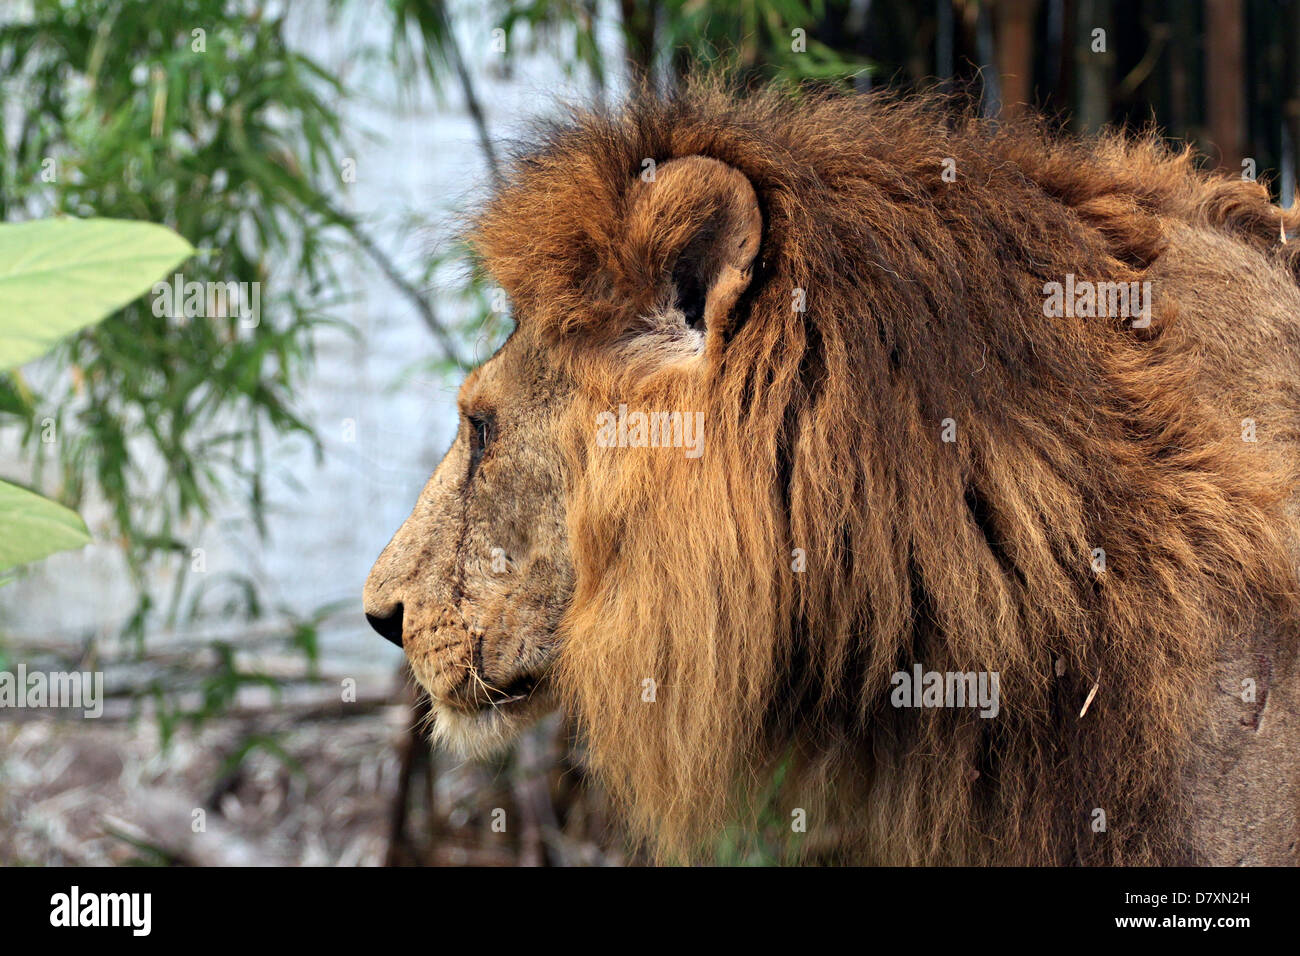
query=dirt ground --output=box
[0,687,630,867]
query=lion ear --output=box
[625,155,762,338]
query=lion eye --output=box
[467,413,494,475]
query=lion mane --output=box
[470,81,1300,864]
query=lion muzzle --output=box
[404,603,484,707]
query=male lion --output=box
[364,83,1300,865]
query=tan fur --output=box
[367,80,1300,864]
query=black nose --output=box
[366,605,404,648]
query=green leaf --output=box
[0,218,194,370]
[0,373,32,416]
[0,478,91,572]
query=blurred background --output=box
[0,0,1295,866]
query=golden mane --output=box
[470,81,1300,864]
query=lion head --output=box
[363,149,762,759]
[366,82,1300,863]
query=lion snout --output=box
[404,603,486,705]
[363,604,404,647]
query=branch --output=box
[332,208,470,369]
[447,29,502,190]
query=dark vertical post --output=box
[1206,0,1246,169]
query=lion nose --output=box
[365,605,404,648]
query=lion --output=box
[364,81,1300,865]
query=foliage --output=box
[496,0,868,89]
[0,217,193,572]
[0,0,352,637]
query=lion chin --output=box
[427,696,544,760]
